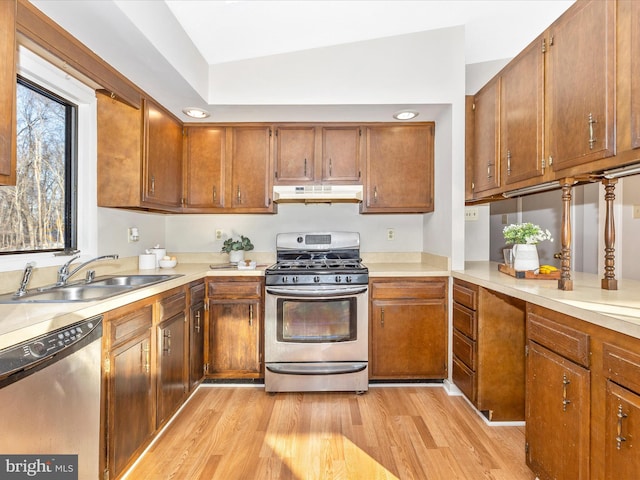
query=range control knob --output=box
[335,276,342,283]
[314,276,320,283]
[281,276,288,283]
[346,276,352,283]
[292,276,299,283]
[297,236,304,243]
[29,341,47,357]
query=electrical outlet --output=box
[127,227,139,243]
[465,207,479,221]
[215,229,223,240]
[386,228,395,241]
[634,205,640,219]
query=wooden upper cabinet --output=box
[321,126,361,183]
[0,0,17,186]
[144,100,183,209]
[228,126,275,212]
[501,37,545,186]
[362,123,434,213]
[183,126,225,209]
[274,126,315,183]
[97,94,182,211]
[273,125,362,184]
[97,92,144,208]
[632,0,640,150]
[546,0,615,173]
[471,79,500,195]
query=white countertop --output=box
[453,262,640,340]
[0,262,265,350]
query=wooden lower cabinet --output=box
[369,277,447,379]
[526,340,591,480]
[188,280,206,390]
[605,380,640,478]
[102,286,189,480]
[103,302,155,480]
[206,277,263,377]
[451,279,526,421]
[156,289,188,427]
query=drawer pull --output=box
[562,374,571,412]
[616,404,628,450]
[195,310,201,333]
[588,113,597,150]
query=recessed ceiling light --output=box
[393,110,419,120]
[182,107,210,119]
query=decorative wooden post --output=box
[558,178,574,291]
[601,178,618,290]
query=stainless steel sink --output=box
[0,274,183,303]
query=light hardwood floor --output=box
[124,386,536,480]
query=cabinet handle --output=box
[329,158,333,177]
[195,310,201,333]
[588,113,597,150]
[487,162,494,179]
[150,175,155,195]
[212,186,217,204]
[142,341,150,373]
[616,404,628,450]
[304,158,307,177]
[163,330,172,356]
[381,308,385,327]
[236,186,241,204]
[249,305,254,326]
[373,186,378,203]
[507,151,512,175]
[562,374,571,411]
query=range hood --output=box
[273,185,363,203]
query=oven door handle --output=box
[265,286,367,297]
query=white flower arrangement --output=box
[503,222,553,245]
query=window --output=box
[0,76,77,254]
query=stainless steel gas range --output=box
[264,232,369,393]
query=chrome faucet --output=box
[15,262,36,297]
[56,254,119,286]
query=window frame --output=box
[0,46,97,272]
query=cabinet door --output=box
[97,92,144,207]
[274,126,315,183]
[370,299,447,379]
[157,312,186,426]
[228,126,274,211]
[547,0,615,172]
[321,126,361,183]
[631,0,640,149]
[144,100,183,208]
[501,38,545,185]
[363,124,434,213]
[0,0,16,186]
[189,301,205,390]
[526,341,590,480]
[108,332,154,477]
[208,300,261,374]
[184,126,225,209]
[605,380,640,479]
[471,80,500,195]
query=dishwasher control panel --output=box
[0,315,103,380]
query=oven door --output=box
[264,285,368,364]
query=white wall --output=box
[97,208,167,257]
[621,175,640,279]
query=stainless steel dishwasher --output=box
[0,315,103,479]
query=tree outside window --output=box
[0,78,76,253]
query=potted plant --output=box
[503,223,553,271]
[221,235,254,264]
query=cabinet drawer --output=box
[110,305,153,346]
[452,357,477,404]
[190,281,205,305]
[208,281,262,299]
[528,312,590,368]
[453,329,476,370]
[370,279,446,300]
[452,280,478,310]
[159,290,186,321]
[604,343,640,394]
[453,302,477,340]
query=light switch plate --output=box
[634,205,640,219]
